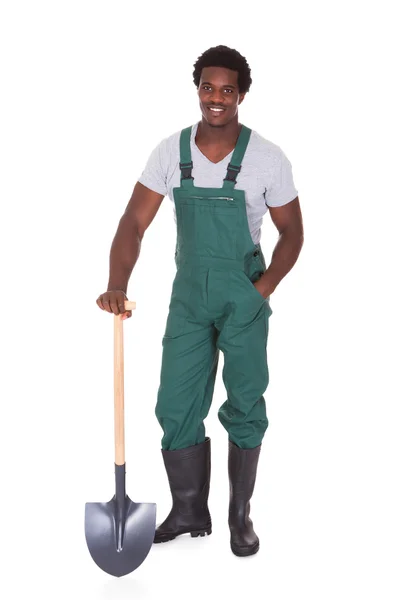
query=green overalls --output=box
[155,124,273,451]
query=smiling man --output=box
[97,45,304,557]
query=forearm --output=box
[259,228,304,296]
[107,215,142,293]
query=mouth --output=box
[207,106,226,116]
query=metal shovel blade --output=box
[85,494,156,577]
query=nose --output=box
[209,91,225,105]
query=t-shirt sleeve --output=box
[265,148,298,207]
[138,138,168,196]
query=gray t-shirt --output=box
[138,121,298,244]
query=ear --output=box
[238,93,246,105]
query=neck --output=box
[197,116,241,146]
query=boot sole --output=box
[154,526,212,544]
[230,541,260,557]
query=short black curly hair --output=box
[192,45,252,94]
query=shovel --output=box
[85,300,157,577]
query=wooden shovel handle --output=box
[114,300,136,466]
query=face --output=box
[198,66,245,127]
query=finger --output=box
[109,295,121,315]
[112,291,127,315]
[117,298,126,315]
[96,297,105,310]
[103,295,112,313]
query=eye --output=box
[201,86,233,93]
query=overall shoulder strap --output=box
[223,125,252,190]
[179,126,194,187]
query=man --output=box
[97,45,304,557]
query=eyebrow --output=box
[201,81,236,89]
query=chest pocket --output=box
[177,197,239,260]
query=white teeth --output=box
[210,108,224,112]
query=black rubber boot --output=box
[228,439,261,557]
[154,437,212,543]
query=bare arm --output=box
[97,182,164,316]
[255,196,304,297]
[107,182,164,292]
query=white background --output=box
[1,1,399,598]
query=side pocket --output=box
[242,270,266,303]
[162,311,186,340]
[264,300,272,339]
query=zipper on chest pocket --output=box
[189,196,234,201]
